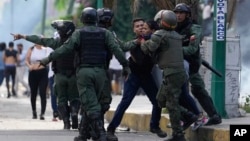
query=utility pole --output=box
[211,0,227,118]
[97,0,103,8]
[41,0,47,35]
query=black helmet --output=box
[81,7,97,24]
[97,8,113,28]
[173,3,191,13]
[51,20,75,38]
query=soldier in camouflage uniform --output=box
[36,7,130,141]
[141,10,187,141]
[173,3,222,125]
[12,20,80,130]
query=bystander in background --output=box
[0,42,6,88]
[15,43,30,96]
[3,41,19,98]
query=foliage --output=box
[111,0,133,41]
[242,95,250,113]
[54,0,68,11]
[162,108,169,113]
[112,0,156,41]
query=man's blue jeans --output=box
[49,76,58,113]
[108,72,161,130]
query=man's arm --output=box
[105,30,128,67]
[11,34,61,50]
[141,30,162,54]
[120,40,138,51]
[48,31,79,61]
[183,24,202,56]
[26,35,61,50]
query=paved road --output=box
[0,93,165,141]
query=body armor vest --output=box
[155,30,184,70]
[55,52,75,70]
[79,27,107,65]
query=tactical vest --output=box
[55,52,75,70]
[155,30,184,70]
[78,27,107,65]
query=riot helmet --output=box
[154,10,177,30]
[173,3,191,14]
[51,20,75,39]
[97,8,113,28]
[80,7,97,24]
[154,10,164,26]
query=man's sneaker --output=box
[164,134,186,141]
[74,136,87,141]
[191,115,208,131]
[182,114,198,130]
[205,114,222,126]
[106,129,118,141]
[52,118,58,121]
[150,128,167,138]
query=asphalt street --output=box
[0,92,165,141]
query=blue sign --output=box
[216,0,227,41]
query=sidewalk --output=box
[106,95,250,141]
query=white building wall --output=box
[200,36,242,118]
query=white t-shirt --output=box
[30,46,54,77]
[30,46,52,64]
[109,52,130,70]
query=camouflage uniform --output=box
[141,28,187,138]
[174,3,221,125]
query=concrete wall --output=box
[200,36,242,118]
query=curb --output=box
[105,111,229,141]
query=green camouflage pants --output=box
[157,71,186,135]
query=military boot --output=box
[165,133,186,141]
[106,127,118,141]
[70,100,80,129]
[74,113,90,141]
[58,104,71,129]
[88,112,107,141]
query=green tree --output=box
[111,0,133,41]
